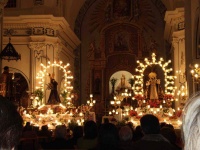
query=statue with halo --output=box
[145,72,163,100]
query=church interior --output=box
[0,0,198,131]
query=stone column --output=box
[185,0,194,97]
[0,0,7,71]
[29,42,46,105]
[172,33,186,108]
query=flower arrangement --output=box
[129,110,137,116]
[34,89,44,104]
[110,77,118,86]
[148,99,161,108]
[175,109,182,117]
[163,94,174,100]
[128,77,134,87]
[134,94,144,100]
[60,90,68,105]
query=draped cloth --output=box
[47,79,61,104]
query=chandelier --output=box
[0,38,21,61]
[190,64,200,83]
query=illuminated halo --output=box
[35,60,73,102]
[134,53,176,96]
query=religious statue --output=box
[145,72,162,100]
[121,74,126,88]
[116,74,131,93]
[0,66,12,98]
[47,73,61,104]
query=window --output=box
[5,0,16,8]
[35,0,44,5]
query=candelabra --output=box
[191,64,200,83]
[87,94,96,107]
[121,89,132,103]
[110,96,121,115]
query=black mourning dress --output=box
[47,79,61,104]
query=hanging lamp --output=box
[0,37,21,61]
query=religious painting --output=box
[93,70,101,94]
[113,0,131,18]
[34,0,44,5]
[114,32,129,51]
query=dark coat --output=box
[131,134,177,150]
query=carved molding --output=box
[172,37,185,44]
[0,0,7,17]
[3,25,57,36]
[29,42,47,51]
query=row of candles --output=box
[22,93,96,129]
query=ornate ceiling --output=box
[63,0,184,30]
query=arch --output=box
[109,71,133,94]
[134,53,176,96]
[1,67,29,107]
[35,61,73,105]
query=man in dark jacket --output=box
[131,114,176,150]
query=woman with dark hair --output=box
[77,120,98,150]
[132,125,144,142]
[0,96,23,150]
[97,123,120,150]
[68,125,83,148]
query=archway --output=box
[35,61,73,106]
[109,70,133,95]
[134,53,176,97]
[0,67,29,107]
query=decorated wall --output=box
[74,0,168,105]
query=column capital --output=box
[29,42,46,51]
[0,0,8,8]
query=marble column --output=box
[0,0,8,71]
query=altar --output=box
[107,53,183,128]
[21,104,96,130]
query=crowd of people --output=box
[18,116,183,150]
[2,89,200,149]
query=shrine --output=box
[1,1,199,150]
[0,0,194,132]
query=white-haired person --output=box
[182,91,200,150]
[118,125,133,150]
[0,96,23,150]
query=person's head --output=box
[132,125,144,141]
[160,127,177,144]
[25,122,30,126]
[126,121,134,130]
[164,124,174,130]
[135,125,142,132]
[0,96,23,150]
[24,122,32,131]
[54,125,67,139]
[140,114,160,134]
[98,123,119,150]
[3,66,9,73]
[160,122,167,128]
[119,125,133,141]
[104,118,109,124]
[84,120,98,139]
[41,125,48,131]
[72,125,83,139]
[182,92,200,150]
